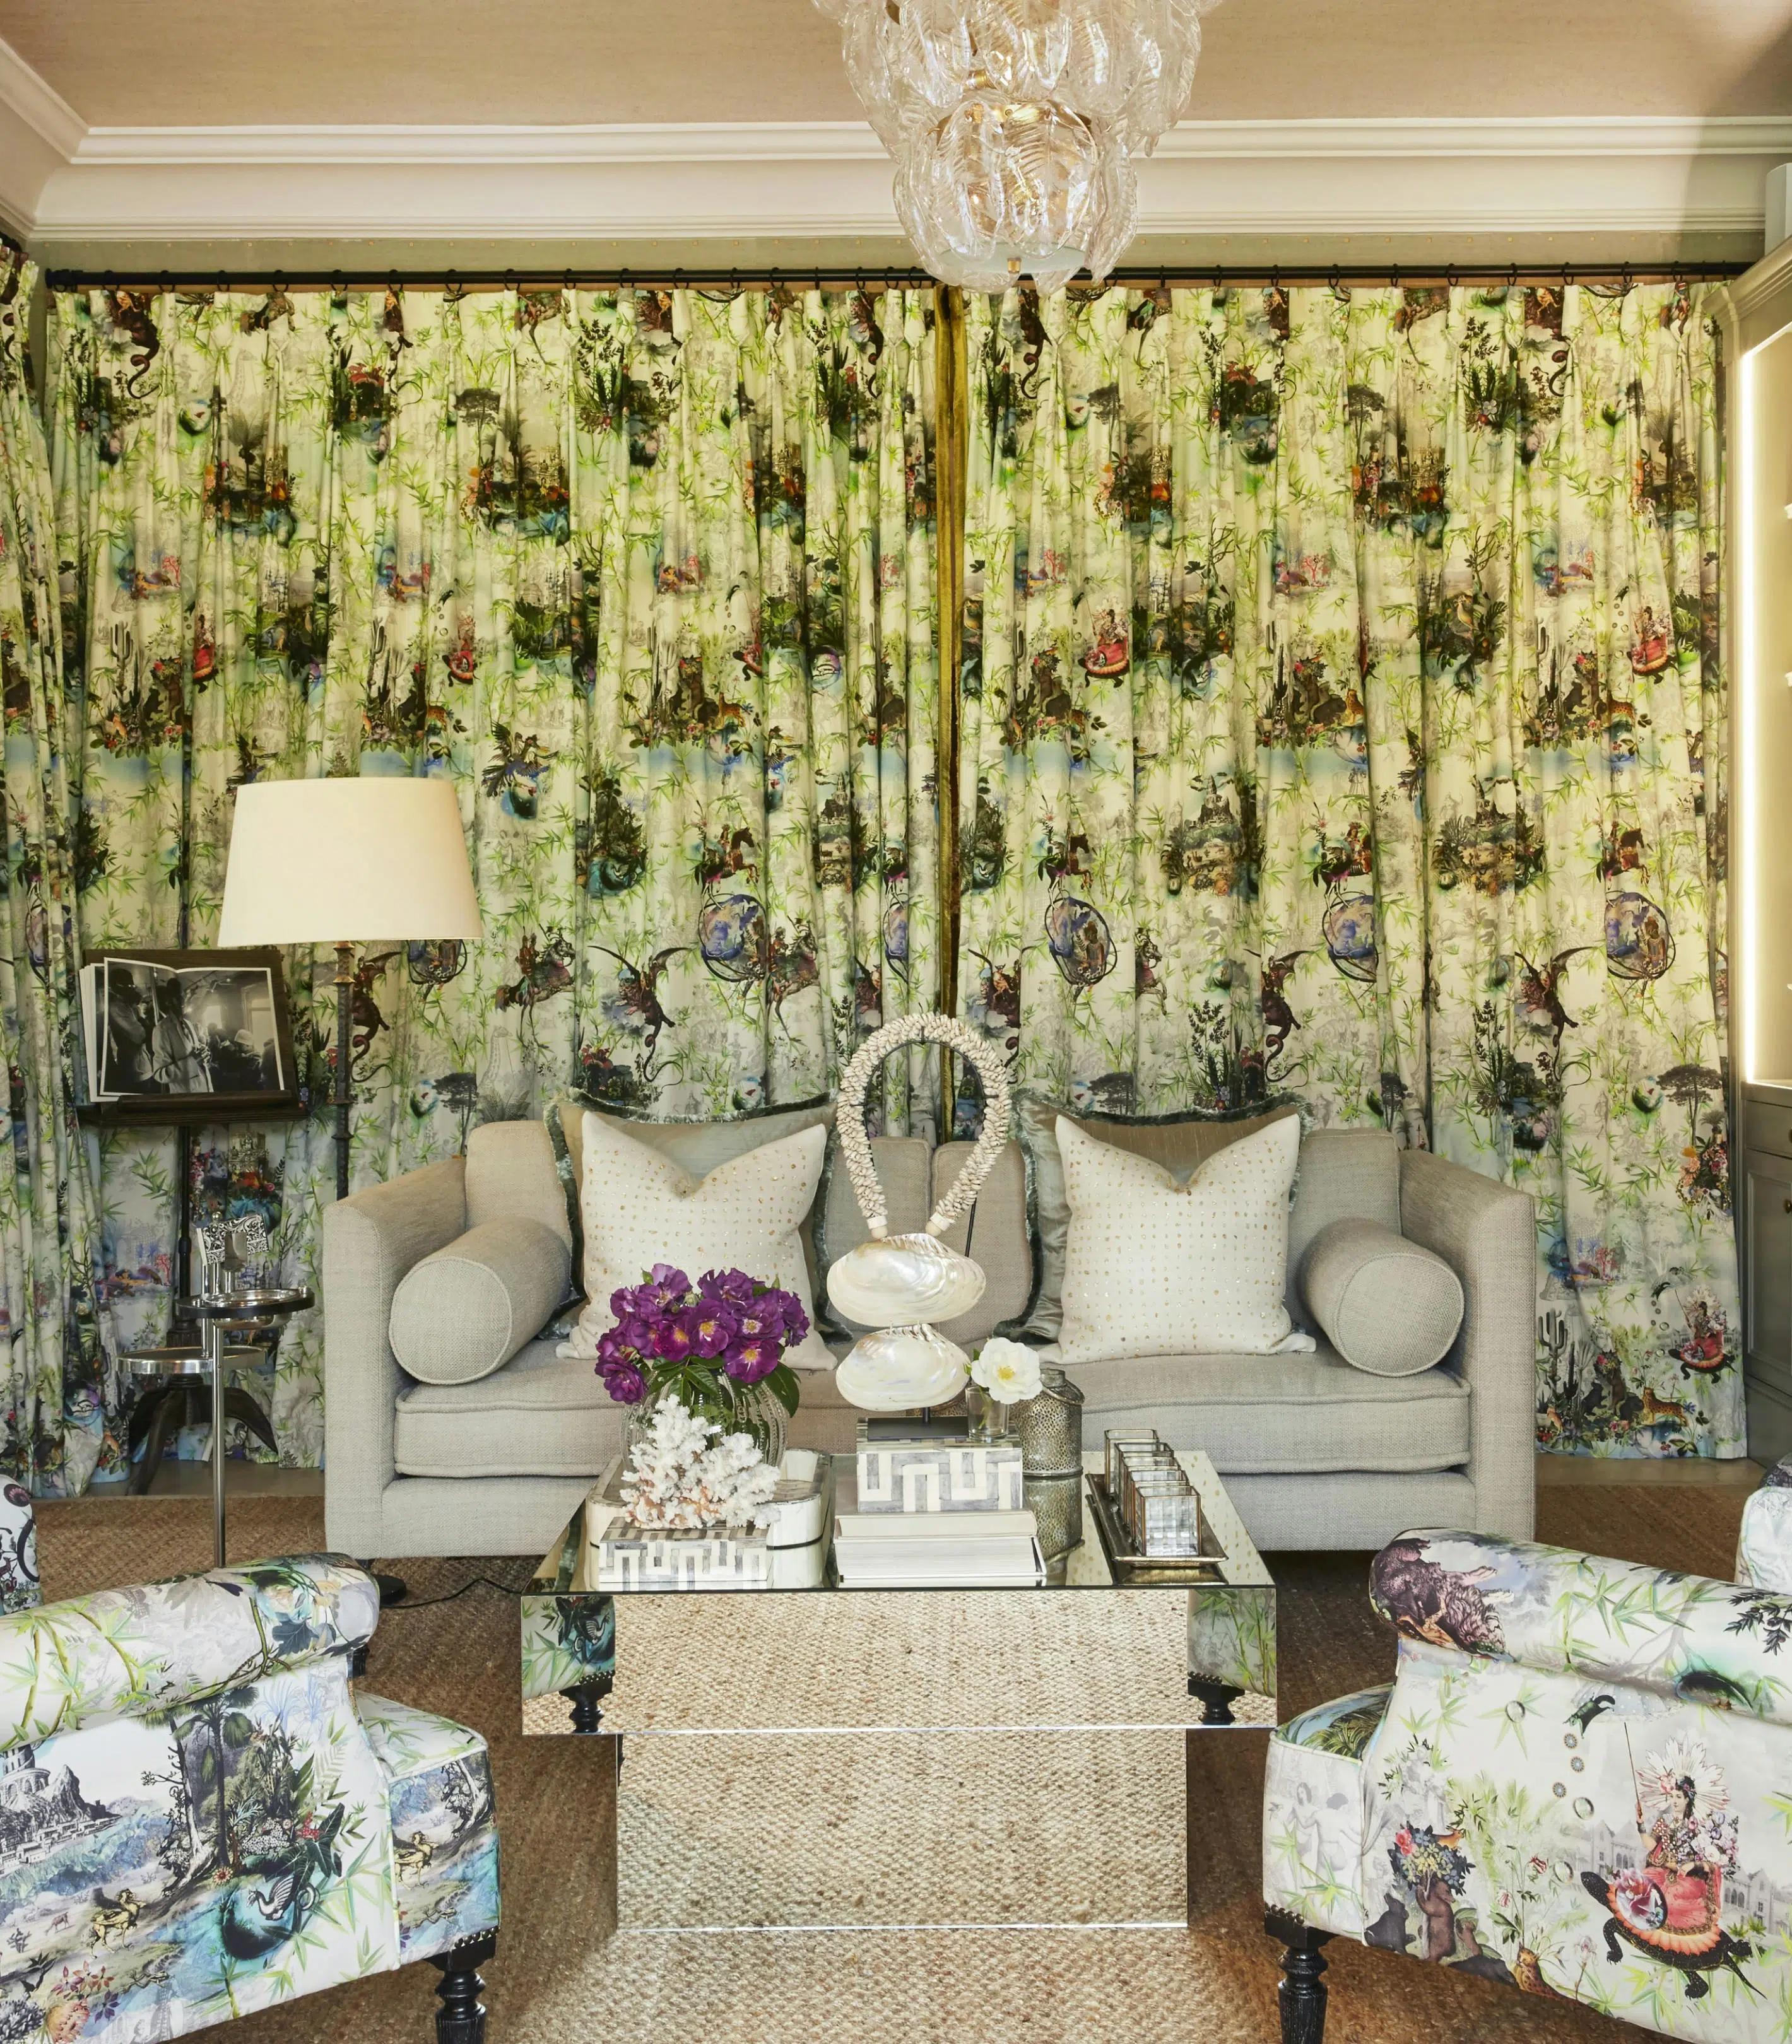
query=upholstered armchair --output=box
[0,1523,500,2042]
[1263,1500,1792,2041]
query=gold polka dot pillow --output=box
[1055,1115,1316,1365]
[557,1113,834,1368]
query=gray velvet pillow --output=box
[389,1218,572,1386]
[1300,1218,1463,1377]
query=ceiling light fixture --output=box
[813,0,1218,291]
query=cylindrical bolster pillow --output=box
[1300,1218,1464,1377]
[390,1217,572,1385]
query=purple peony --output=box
[725,1338,780,1387]
[591,1264,803,1411]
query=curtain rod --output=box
[40,260,1749,292]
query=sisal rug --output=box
[32,1483,1748,2043]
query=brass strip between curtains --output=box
[934,286,967,1125]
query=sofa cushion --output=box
[389,1217,572,1385]
[466,1120,572,1251]
[394,1344,853,1477]
[929,1138,1031,1348]
[546,1095,835,1285]
[1057,1116,1310,1364]
[394,1339,630,1479]
[1300,1217,1464,1377]
[1008,1094,1302,1339]
[1063,1344,1469,1474]
[560,1115,834,1366]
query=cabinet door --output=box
[1747,1149,1792,1390]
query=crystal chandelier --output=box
[812,0,1217,291]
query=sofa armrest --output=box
[1737,1457,1792,1589]
[323,1156,468,1554]
[1371,1528,1792,1727]
[1398,1149,1535,1540]
[0,1554,377,1751]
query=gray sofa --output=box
[322,1112,1536,1561]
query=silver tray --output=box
[121,1345,266,1378]
[1085,1474,1227,1583]
[187,1286,314,1318]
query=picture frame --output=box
[78,948,303,1124]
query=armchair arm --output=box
[323,1155,468,1554]
[1737,1457,1792,1591]
[1398,1149,1536,1539]
[0,1554,377,1750]
[1371,1528,1792,1727]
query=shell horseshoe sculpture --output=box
[829,1014,1013,1413]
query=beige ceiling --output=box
[6,0,1792,127]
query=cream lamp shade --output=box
[218,777,483,946]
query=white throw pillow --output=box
[1055,1115,1314,1365]
[558,1113,834,1368]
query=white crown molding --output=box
[0,38,85,162]
[0,33,1780,257]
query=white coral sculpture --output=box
[620,1395,779,1532]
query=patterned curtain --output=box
[958,282,1736,1458]
[47,281,938,1468]
[0,253,111,1493]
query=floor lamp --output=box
[218,776,483,1601]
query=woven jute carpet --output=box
[33,1484,1749,2043]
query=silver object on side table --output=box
[119,1217,312,1569]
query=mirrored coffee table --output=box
[514,1448,1275,1934]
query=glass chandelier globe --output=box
[815,0,1216,290]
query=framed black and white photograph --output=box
[80,949,300,1115]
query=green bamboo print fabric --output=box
[959,282,1735,1457]
[48,281,938,1467]
[0,254,109,1495]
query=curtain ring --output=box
[1389,263,1400,291]
[159,270,172,298]
[504,269,518,293]
[1328,264,1341,295]
[1562,266,1575,288]
[1446,265,1458,290]
[730,267,741,296]
[563,268,574,293]
[1211,267,1222,294]
[1620,263,1634,293]
[214,270,225,298]
[333,270,346,305]
[1507,262,1519,290]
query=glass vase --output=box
[627,1382,787,1469]
[964,1383,1015,1445]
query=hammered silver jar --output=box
[1013,1363,1084,1477]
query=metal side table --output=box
[120,1218,312,1568]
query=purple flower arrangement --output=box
[594,1264,807,1424]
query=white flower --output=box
[972,1337,1042,1404]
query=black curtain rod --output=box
[41,260,1750,292]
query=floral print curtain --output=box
[0,253,110,1494]
[958,282,1736,1458]
[47,281,938,1466]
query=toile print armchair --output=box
[1263,1504,1792,2043]
[0,1530,501,2044]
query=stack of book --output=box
[832,1428,1046,1587]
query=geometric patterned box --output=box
[854,1435,1025,1513]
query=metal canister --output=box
[1023,1472,1084,1562]
[1014,1363,1084,1477]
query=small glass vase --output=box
[625,1381,787,1469]
[964,1383,1015,1445]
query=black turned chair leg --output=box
[129,1383,182,1496]
[430,1930,495,2044]
[1266,1908,1332,2044]
[563,1678,610,1733]
[223,1384,280,1456]
[1188,1676,1244,1725]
